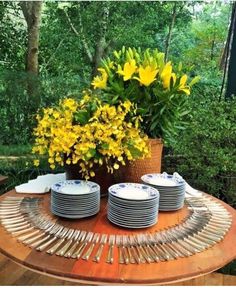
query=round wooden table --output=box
[0,189,236,285]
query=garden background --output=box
[0,1,235,275]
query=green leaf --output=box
[178,62,182,71]
[74,110,90,125]
[100,143,109,149]
[84,148,96,161]
[189,76,201,86]
[128,145,143,158]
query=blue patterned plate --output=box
[51,180,100,195]
[141,172,185,187]
[108,183,159,200]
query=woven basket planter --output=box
[114,138,163,183]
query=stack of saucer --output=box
[141,173,186,211]
[107,183,159,228]
[51,180,100,219]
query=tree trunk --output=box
[64,5,93,64]
[164,2,177,62]
[210,38,215,61]
[19,1,42,75]
[64,3,110,79]
[91,3,110,79]
[225,2,236,99]
[19,1,42,106]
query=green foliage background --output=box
[0,1,234,201]
[0,1,235,275]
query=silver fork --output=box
[93,234,107,263]
[164,229,193,257]
[1,216,26,224]
[22,221,55,245]
[30,224,60,248]
[123,235,135,264]
[70,231,87,259]
[153,233,175,260]
[159,231,183,259]
[64,230,83,258]
[56,229,75,256]
[72,232,94,259]
[136,234,153,263]
[145,233,166,262]
[116,235,124,264]
[121,235,130,264]
[36,226,64,251]
[46,228,70,254]
[143,234,160,262]
[106,235,115,264]
[139,234,155,263]
[82,233,100,260]
[128,235,143,264]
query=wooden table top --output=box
[0,175,8,185]
[0,189,236,285]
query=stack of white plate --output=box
[51,180,100,219]
[141,173,186,211]
[107,183,159,228]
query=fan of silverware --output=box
[0,195,232,264]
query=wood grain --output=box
[0,175,8,186]
[0,189,236,285]
[1,254,236,286]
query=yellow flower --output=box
[134,65,158,87]
[117,59,137,81]
[33,159,40,167]
[90,171,95,177]
[160,62,172,89]
[178,74,190,95]
[113,163,119,170]
[32,95,150,180]
[91,68,108,89]
[108,61,114,69]
[48,158,54,164]
[171,73,176,86]
[62,98,78,112]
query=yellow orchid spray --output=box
[134,65,158,87]
[117,59,137,81]
[32,94,149,178]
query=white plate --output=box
[108,200,158,211]
[107,214,157,229]
[109,183,159,200]
[141,173,185,187]
[51,209,99,219]
[51,180,100,195]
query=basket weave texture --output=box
[114,138,163,183]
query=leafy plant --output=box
[167,93,236,207]
[32,93,149,179]
[91,47,199,143]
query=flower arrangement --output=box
[32,93,149,179]
[91,47,200,142]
